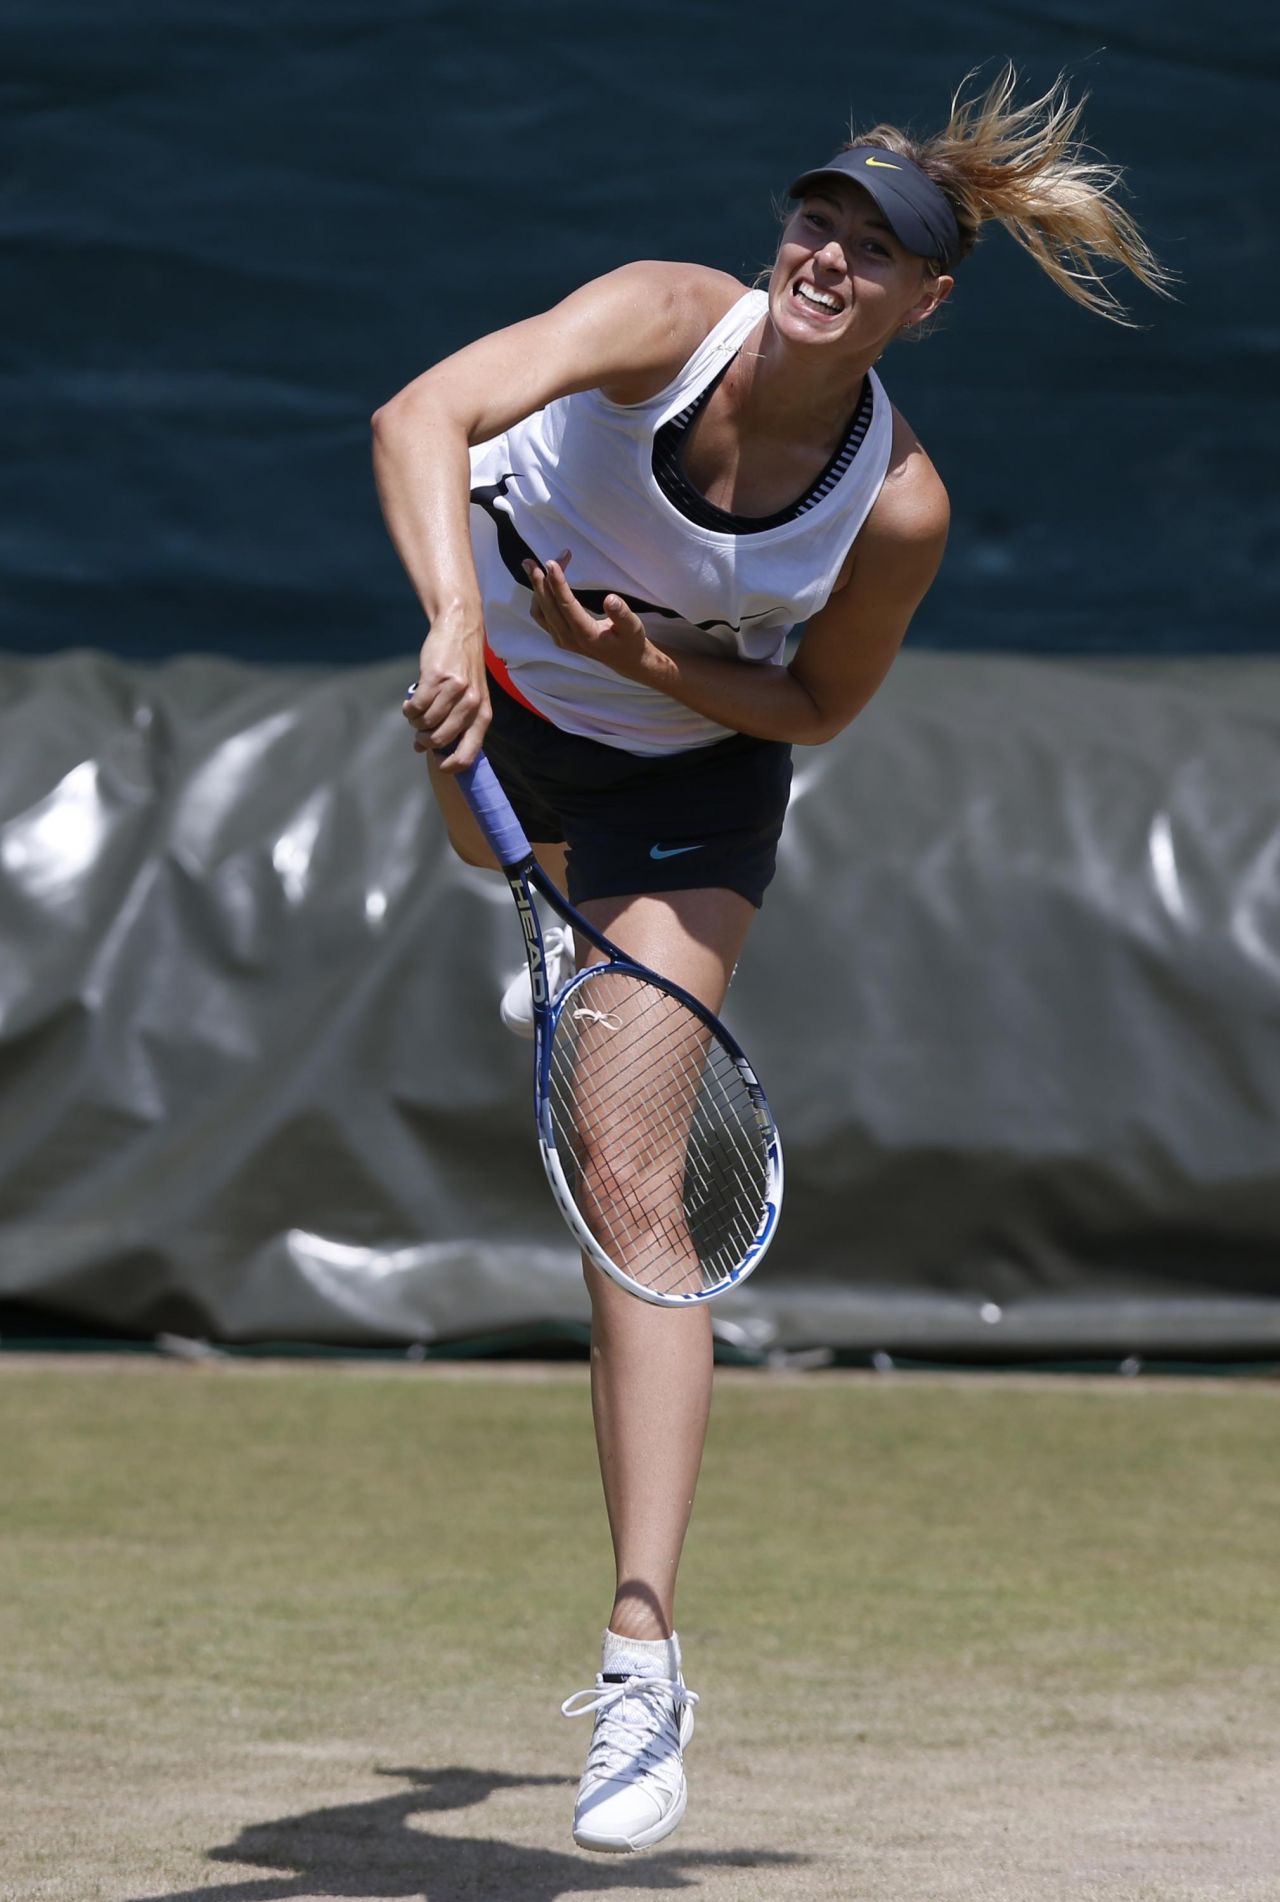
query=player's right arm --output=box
[372,261,740,769]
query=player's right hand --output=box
[402,623,490,771]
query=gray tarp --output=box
[1,649,1278,1355]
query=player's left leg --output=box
[425,747,567,883]
[560,882,754,1853]
[424,749,573,1030]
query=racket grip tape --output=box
[454,752,533,871]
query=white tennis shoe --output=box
[561,1670,698,1853]
[499,925,574,1038]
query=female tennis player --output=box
[374,67,1167,1854]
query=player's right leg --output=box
[560,881,753,1853]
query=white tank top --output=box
[468,288,893,755]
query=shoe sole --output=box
[572,1779,687,1854]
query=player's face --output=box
[768,182,951,356]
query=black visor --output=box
[788,147,961,270]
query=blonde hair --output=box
[852,64,1173,325]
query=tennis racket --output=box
[448,745,783,1307]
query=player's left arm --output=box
[527,418,949,744]
[771,439,949,744]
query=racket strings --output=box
[548,970,770,1296]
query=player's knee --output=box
[580,1152,683,1234]
[444,827,499,871]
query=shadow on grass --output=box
[127,1763,806,1900]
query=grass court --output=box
[4,1356,1277,1901]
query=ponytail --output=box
[852,64,1174,324]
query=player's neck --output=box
[730,317,874,445]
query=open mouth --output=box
[791,280,843,320]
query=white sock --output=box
[601,1627,681,1681]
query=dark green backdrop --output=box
[6,2,1278,664]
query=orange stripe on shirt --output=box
[484,641,550,720]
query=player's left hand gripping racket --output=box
[447,745,783,1307]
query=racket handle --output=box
[454,751,533,872]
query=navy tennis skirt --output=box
[482,672,793,910]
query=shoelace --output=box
[570,1007,621,1030]
[544,925,573,972]
[561,1675,698,1787]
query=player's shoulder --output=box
[598,259,748,323]
[864,401,950,547]
[582,262,748,403]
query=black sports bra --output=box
[652,355,876,535]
